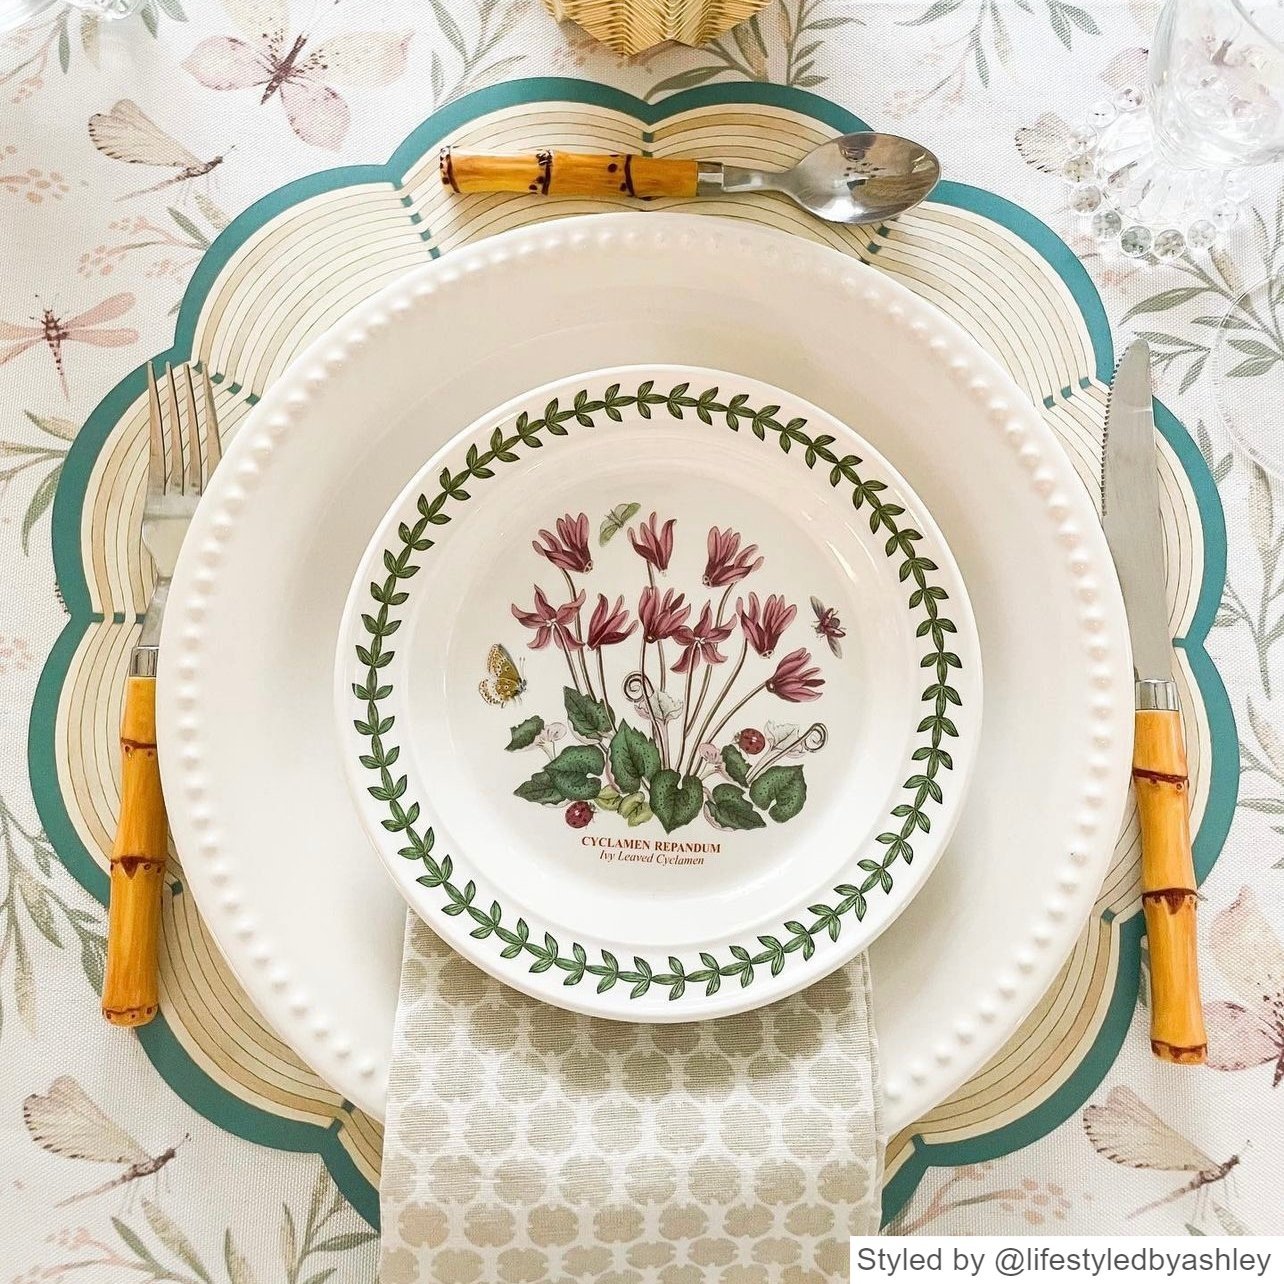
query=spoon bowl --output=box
[710,132,942,225]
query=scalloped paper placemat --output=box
[33,79,1235,1226]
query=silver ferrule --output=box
[130,645,159,678]
[695,161,725,195]
[1136,677,1179,711]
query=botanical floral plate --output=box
[335,365,982,1018]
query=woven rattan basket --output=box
[544,0,771,55]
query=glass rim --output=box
[1230,0,1284,53]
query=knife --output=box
[1103,339,1207,1064]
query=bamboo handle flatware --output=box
[1134,703,1206,1062]
[440,133,941,225]
[442,148,700,198]
[102,363,221,1027]
[102,677,168,1026]
[1102,340,1206,1064]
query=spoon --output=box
[439,133,941,225]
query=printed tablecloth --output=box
[0,0,1279,1276]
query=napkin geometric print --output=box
[380,915,883,1282]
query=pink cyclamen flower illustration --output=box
[766,647,825,702]
[512,586,585,652]
[586,594,637,649]
[671,602,736,674]
[638,586,691,642]
[737,593,797,657]
[629,511,676,572]
[703,526,764,588]
[533,512,592,574]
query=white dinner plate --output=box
[334,366,981,1019]
[159,213,1131,1129]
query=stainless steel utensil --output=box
[102,363,222,1027]
[1102,339,1207,1065]
[439,133,941,225]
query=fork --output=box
[102,362,221,1027]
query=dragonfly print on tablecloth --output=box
[501,507,834,835]
[1083,1086,1241,1221]
[23,1077,186,1207]
[0,293,137,400]
[184,0,413,151]
[88,99,227,211]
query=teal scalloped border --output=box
[28,77,1237,1230]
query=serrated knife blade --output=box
[1103,339,1172,690]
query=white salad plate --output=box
[159,213,1131,1129]
[334,366,981,1019]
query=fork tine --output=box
[200,367,222,479]
[163,364,185,493]
[145,365,164,499]
[179,364,202,493]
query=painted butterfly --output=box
[810,596,845,658]
[599,501,640,546]
[479,643,527,707]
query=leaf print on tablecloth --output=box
[1205,887,1284,1084]
[1127,189,1284,394]
[184,1,412,151]
[900,0,1099,105]
[425,0,529,109]
[2,411,74,555]
[884,1163,1072,1233]
[0,3,183,101]
[1218,462,1284,697]
[21,1166,375,1283]
[643,0,858,101]
[0,795,104,1033]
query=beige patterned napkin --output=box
[379,915,883,1282]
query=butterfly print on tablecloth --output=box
[1205,886,1284,1087]
[23,1076,187,1206]
[0,293,137,399]
[183,0,413,151]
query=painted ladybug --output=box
[566,801,594,828]
[736,728,766,755]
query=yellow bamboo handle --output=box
[102,675,167,1027]
[1135,708,1206,1064]
[439,147,700,199]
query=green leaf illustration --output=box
[707,784,766,830]
[721,744,750,786]
[544,743,605,801]
[596,786,622,811]
[749,765,807,822]
[564,686,613,739]
[610,721,661,793]
[619,792,653,827]
[505,715,544,750]
[514,771,563,805]
[650,769,704,833]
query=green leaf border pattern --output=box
[352,381,963,1002]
